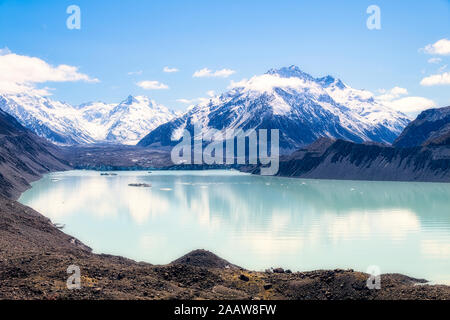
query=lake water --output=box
[19,170,450,284]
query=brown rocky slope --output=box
[0,109,70,199]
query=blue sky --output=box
[0,0,449,113]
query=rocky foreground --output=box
[0,196,449,300]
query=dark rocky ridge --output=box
[0,109,70,199]
[394,106,450,148]
[263,138,450,182]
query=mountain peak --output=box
[266,65,315,81]
[316,75,346,89]
[124,95,135,105]
[266,66,347,89]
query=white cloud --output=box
[176,90,217,105]
[163,66,179,73]
[376,86,408,101]
[137,80,169,90]
[391,87,408,95]
[384,97,436,113]
[420,72,450,86]
[428,57,442,64]
[0,49,99,95]
[422,39,450,55]
[376,86,435,113]
[176,98,192,104]
[176,97,210,105]
[0,82,53,96]
[128,70,143,75]
[193,68,236,78]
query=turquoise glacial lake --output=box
[19,170,450,284]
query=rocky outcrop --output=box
[394,106,450,148]
[171,250,240,270]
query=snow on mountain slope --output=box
[138,66,410,151]
[103,95,178,145]
[0,94,177,145]
[76,101,117,141]
[0,94,94,145]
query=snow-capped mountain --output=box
[78,95,178,145]
[0,94,177,145]
[138,65,411,151]
[0,94,94,145]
